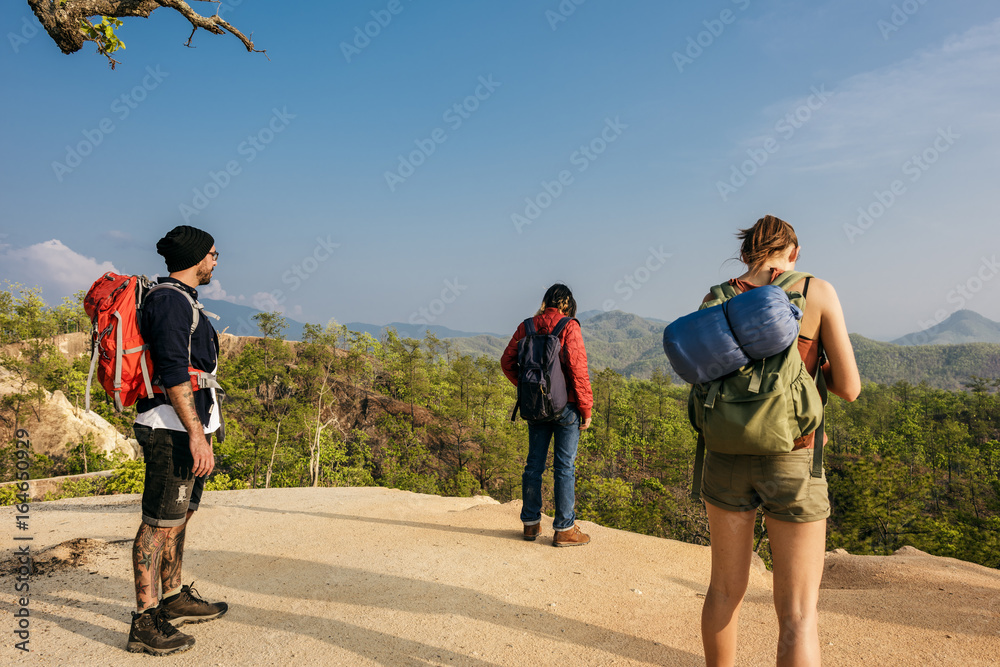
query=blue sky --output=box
[1,0,998,340]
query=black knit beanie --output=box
[156,225,215,272]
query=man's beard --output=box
[196,265,213,286]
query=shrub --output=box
[105,460,145,495]
[42,476,104,501]
[205,473,250,491]
[0,485,19,506]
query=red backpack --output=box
[84,272,219,411]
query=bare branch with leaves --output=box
[26,0,266,68]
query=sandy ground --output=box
[2,487,999,666]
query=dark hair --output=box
[537,283,577,317]
[737,215,798,270]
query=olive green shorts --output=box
[700,449,830,523]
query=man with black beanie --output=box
[127,225,228,656]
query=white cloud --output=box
[250,291,284,313]
[0,239,117,300]
[199,281,288,314]
[200,279,246,305]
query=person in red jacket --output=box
[501,284,594,546]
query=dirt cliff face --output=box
[1,332,90,362]
[30,389,139,460]
[0,365,138,462]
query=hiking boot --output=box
[159,582,229,626]
[553,524,590,547]
[523,523,540,541]
[126,607,195,656]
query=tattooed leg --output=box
[133,522,170,612]
[161,510,195,598]
[160,524,187,598]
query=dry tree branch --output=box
[26,0,266,65]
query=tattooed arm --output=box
[167,383,214,477]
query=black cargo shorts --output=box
[134,425,207,528]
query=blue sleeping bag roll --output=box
[663,285,802,384]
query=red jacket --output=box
[500,308,594,421]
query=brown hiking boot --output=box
[523,523,541,541]
[159,582,229,626]
[553,524,590,547]
[126,607,195,656]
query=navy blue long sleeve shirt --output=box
[136,277,218,427]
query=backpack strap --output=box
[811,341,829,478]
[710,283,739,301]
[748,360,764,394]
[781,272,824,474]
[550,316,573,338]
[691,432,706,500]
[510,318,538,422]
[769,270,813,292]
[146,283,222,394]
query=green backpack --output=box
[688,271,828,498]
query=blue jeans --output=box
[521,404,581,531]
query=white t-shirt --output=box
[135,363,221,434]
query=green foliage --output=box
[64,435,123,475]
[1,283,56,343]
[105,460,145,495]
[376,422,440,495]
[577,475,635,529]
[441,467,480,497]
[0,485,18,506]
[253,311,288,340]
[0,439,59,482]
[318,429,375,488]
[43,476,105,501]
[205,473,250,491]
[79,16,125,67]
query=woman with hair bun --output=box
[699,216,861,666]
[501,284,594,547]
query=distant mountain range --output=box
[201,299,502,342]
[201,299,311,339]
[891,310,1000,345]
[203,298,1000,390]
[443,310,673,378]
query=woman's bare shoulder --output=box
[806,277,840,302]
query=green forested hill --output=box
[447,312,1000,389]
[849,334,1000,390]
[447,311,677,380]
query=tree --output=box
[27,0,265,68]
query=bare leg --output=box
[702,503,756,667]
[767,517,826,667]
